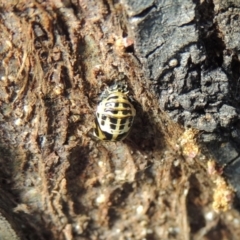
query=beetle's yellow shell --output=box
[94,84,136,141]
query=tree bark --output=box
[0,0,240,239]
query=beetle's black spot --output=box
[107,96,118,100]
[94,118,106,140]
[109,117,118,124]
[122,103,130,108]
[107,102,119,107]
[102,115,107,120]
[111,110,119,115]
[120,118,127,125]
[119,124,125,130]
[104,132,114,140]
[110,124,117,130]
[101,120,105,126]
[122,110,130,115]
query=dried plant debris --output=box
[178,130,235,212]
[178,128,199,161]
[207,160,235,212]
[212,177,235,213]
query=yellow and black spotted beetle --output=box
[94,83,136,141]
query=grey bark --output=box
[123,0,240,197]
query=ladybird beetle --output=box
[94,83,136,141]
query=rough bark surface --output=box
[0,0,240,240]
[124,0,240,199]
